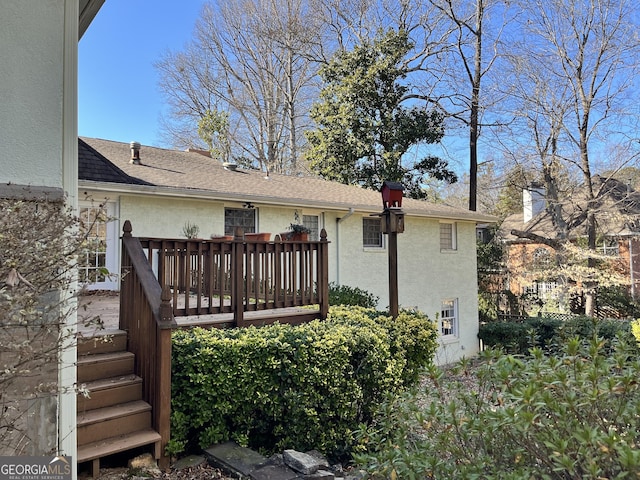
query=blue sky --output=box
[79,1,205,147]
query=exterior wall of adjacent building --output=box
[1,1,65,188]
[506,237,640,313]
[0,0,79,466]
[85,189,481,364]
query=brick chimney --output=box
[130,141,141,165]
[523,183,545,223]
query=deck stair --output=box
[77,330,161,477]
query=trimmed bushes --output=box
[479,316,631,354]
[328,282,380,308]
[168,306,438,459]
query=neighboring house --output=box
[78,137,495,364]
[0,0,104,470]
[499,178,640,313]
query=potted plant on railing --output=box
[244,231,271,241]
[281,222,311,241]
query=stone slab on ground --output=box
[204,442,268,477]
[173,455,206,471]
[250,463,301,480]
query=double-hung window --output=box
[441,299,458,337]
[303,215,320,241]
[363,217,383,248]
[440,222,457,251]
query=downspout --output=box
[336,208,355,285]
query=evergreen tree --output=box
[305,29,456,199]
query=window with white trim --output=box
[363,217,383,247]
[78,202,118,289]
[303,215,319,241]
[440,222,457,251]
[440,299,458,337]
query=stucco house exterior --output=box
[0,0,104,472]
[499,179,640,314]
[78,137,495,365]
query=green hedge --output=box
[479,316,632,354]
[168,307,438,459]
[328,282,379,308]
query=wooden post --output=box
[319,228,329,319]
[381,209,403,319]
[232,227,245,327]
[388,226,399,319]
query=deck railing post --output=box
[319,228,329,319]
[232,227,245,327]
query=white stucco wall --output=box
[333,213,480,364]
[99,193,480,364]
[0,1,65,187]
[118,195,227,238]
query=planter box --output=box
[211,235,233,241]
[279,232,309,242]
[244,232,271,241]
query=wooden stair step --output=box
[77,400,152,445]
[77,428,161,463]
[77,374,142,412]
[77,351,134,383]
[78,329,127,356]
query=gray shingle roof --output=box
[79,138,151,186]
[79,137,495,223]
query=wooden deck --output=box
[78,293,320,334]
[77,221,330,470]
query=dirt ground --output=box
[82,463,234,480]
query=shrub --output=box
[354,335,640,478]
[596,285,640,318]
[328,282,379,308]
[479,316,631,354]
[168,307,437,460]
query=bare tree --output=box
[503,0,640,315]
[0,196,102,455]
[426,0,514,211]
[156,0,321,174]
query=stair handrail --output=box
[120,220,175,468]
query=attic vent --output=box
[130,141,142,165]
[223,161,237,171]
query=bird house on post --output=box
[381,181,404,209]
[380,181,405,319]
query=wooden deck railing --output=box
[119,222,329,464]
[137,228,330,326]
[119,220,176,468]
